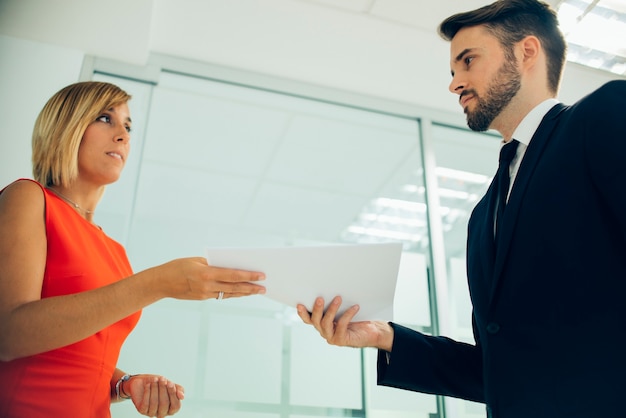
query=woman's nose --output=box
[115,126,130,143]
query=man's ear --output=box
[520,35,541,66]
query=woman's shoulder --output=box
[0,179,46,208]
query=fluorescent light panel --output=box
[341,166,487,244]
[557,0,626,75]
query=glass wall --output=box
[95,70,438,418]
[430,124,501,418]
[90,53,506,417]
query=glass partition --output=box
[95,71,437,418]
[430,124,501,418]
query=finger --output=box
[216,284,266,299]
[175,384,185,401]
[333,304,360,343]
[137,381,151,415]
[309,297,326,327]
[217,292,252,300]
[157,378,169,418]
[337,304,360,326]
[296,304,313,324]
[197,256,209,266]
[148,380,160,417]
[320,296,342,335]
[209,266,266,283]
[166,381,182,415]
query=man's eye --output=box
[125,125,132,133]
[464,56,474,66]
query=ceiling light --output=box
[359,213,426,228]
[346,226,422,242]
[435,167,490,184]
[557,0,626,76]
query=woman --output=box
[0,81,266,418]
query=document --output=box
[206,242,402,321]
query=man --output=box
[297,1,626,417]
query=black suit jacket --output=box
[377,80,626,418]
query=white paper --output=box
[205,242,402,321]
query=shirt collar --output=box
[509,98,559,146]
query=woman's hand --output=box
[125,374,185,417]
[297,296,394,351]
[150,257,266,301]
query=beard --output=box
[464,59,521,132]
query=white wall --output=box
[0,35,84,188]
[1,0,622,188]
[0,0,152,65]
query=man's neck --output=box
[492,91,555,141]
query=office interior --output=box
[1,0,624,417]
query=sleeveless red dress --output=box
[0,179,141,417]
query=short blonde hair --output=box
[32,81,131,187]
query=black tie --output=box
[495,139,519,238]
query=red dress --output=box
[0,179,141,418]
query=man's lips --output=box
[460,93,475,108]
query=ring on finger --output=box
[217,291,224,300]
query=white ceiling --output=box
[0,0,621,266]
[3,0,602,116]
[299,0,517,30]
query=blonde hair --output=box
[32,81,131,187]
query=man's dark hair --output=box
[438,0,567,94]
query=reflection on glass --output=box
[432,123,500,418]
[101,71,435,418]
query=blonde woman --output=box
[0,81,266,418]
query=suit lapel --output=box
[480,179,498,284]
[488,104,566,304]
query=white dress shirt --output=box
[504,98,560,201]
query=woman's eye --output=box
[96,114,111,123]
[125,125,132,133]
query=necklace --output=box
[48,188,94,215]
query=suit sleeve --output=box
[376,322,484,403]
[582,80,626,241]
